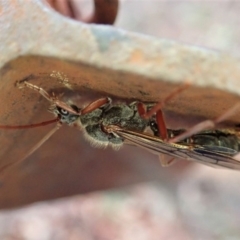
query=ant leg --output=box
[169,102,240,143]
[142,82,190,119]
[137,83,190,166]
[81,97,112,115]
[0,123,62,175]
[137,102,168,140]
[138,83,190,140]
[137,103,177,166]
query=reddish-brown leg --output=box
[137,83,190,141]
[137,83,190,166]
[138,102,168,141]
[169,102,240,143]
[81,97,111,115]
[137,100,175,166]
[142,83,190,119]
[156,110,168,141]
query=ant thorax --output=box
[79,101,149,149]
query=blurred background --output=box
[1,1,240,239]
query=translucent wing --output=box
[116,129,240,170]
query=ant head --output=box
[50,103,81,125]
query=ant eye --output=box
[59,108,69,116]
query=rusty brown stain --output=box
[129,49,163,66]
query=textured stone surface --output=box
[1,0,240,209]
